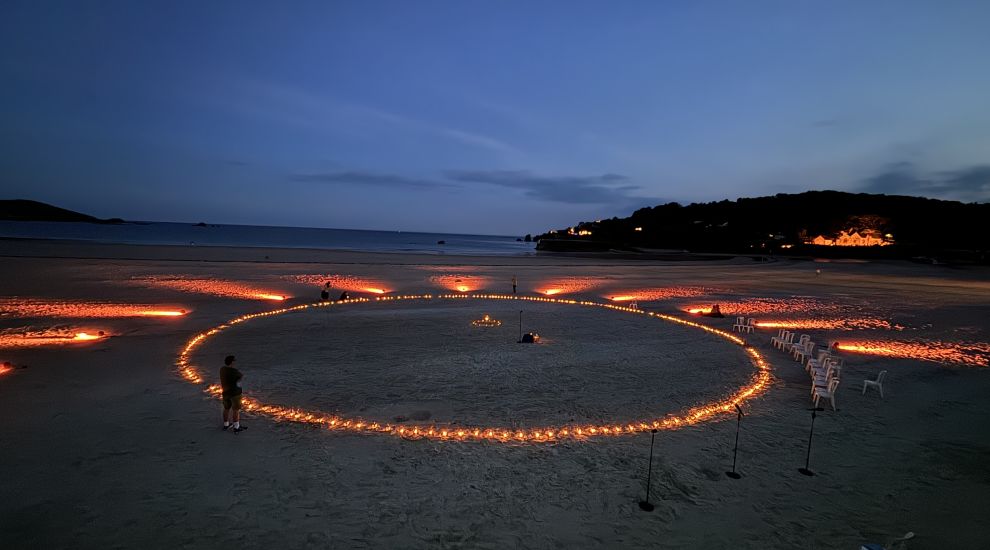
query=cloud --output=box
[937,165,990,197]
[205,79,523,159]
[438,129,520,157]
[860,162,990,202]
[289,171,457,190]
[443,170,656,206]
[289,168,666,209]
[860,162,926,194]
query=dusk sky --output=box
[2,1,989,235]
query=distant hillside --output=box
[0,200,122,223]
[538,191,990,262]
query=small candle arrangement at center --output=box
[471,314,501,327]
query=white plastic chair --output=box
[743,318,755,333]
[812,365,839,395]
[786,334,810,354]
[771,331,793,350]
[732,316,746,332]
[813,377,840,411]
[793,341,816,363]
[862,370,887,398]
[805,349,831,373]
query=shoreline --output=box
[8,236,990,273]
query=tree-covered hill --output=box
[538,191,989,261]
[0,200,122,223]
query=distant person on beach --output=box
[320,282,330,301]
[705,304,725,318]
[339,291,350,300]
[220,355,246,433]
[512,275,517,294]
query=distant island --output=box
[0,199,124,224]
[537,191,990,263]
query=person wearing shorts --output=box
[220,355,246,432]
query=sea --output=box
[0,221,537,256]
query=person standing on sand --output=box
[320,282,331,301]
[220,355,246,433]
[512,275,517,294]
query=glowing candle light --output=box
[471,314,501,327]
[836,340,989,367]
[139,310,188,317]
[0,328,109,348]
[176,294,773,443]
[1,299,190,318]
[132,276,290,302]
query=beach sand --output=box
[1,239,989,549]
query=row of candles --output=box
[177,294,772,442]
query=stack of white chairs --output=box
[771,330,793,350]
[813,377,840,411]
[793,340,816,363]
[786,334,811,355]
[732,316,747,332]
[810,356,842,410]
[811,360,840,391]
[805,349,831,373]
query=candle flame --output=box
[132,276,290,302]
[1,299,190,318]
[607,287,709,302]
[534,277,606,296]
[284,274,391,296]
[176,294,772,443]
[836,339,989,367]
[0,328,109,348]
[139,310,188,317]
[428,274,492,293]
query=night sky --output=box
[2,1,989,235]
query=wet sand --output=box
[1,239,989,549]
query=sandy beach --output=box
[1,238,989,549]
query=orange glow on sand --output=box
[429,274,493,293]
[679,297,891,330]
[608,287,709,302]
[534,277,606,296]
[131,276,290,301]
[284,274,390,296]
[0,299,189,318]
[0,362,13,376]
[139,310,188,317]
[836,340,990,367]
[177,294,772,443]
[471,314,501,327]
[0,328,110,348]
[755,318,894,331]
